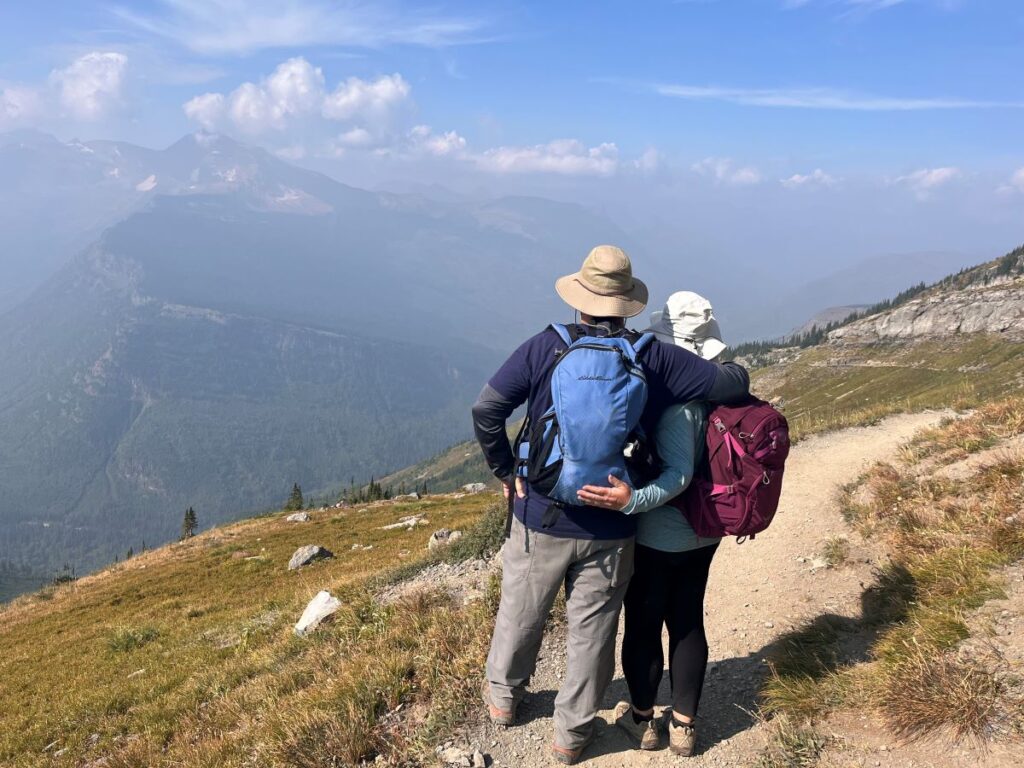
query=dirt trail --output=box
[466,410,956,768]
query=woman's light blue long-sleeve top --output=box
[621,401,722,552]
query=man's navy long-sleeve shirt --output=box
[471,325,750,539]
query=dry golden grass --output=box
[762,395,1024,745]
[0,493,501,767]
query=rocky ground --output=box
[433,410,1024,767]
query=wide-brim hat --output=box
[647,291,727,360]
[555,245,649,318]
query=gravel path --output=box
[459,411,950,768]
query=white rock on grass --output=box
[288,544,333,570]
[462,482,488,494]
[428,528,463,552]
[380,515,428,531]
[294,591,342,637]
[285,511,310,522]
[394,492,421,500]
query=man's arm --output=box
[706,361,750,404]
[471,384,518,482]
[654,342,751,405]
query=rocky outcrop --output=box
[829,280,1024,344]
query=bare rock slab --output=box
[294,590,342,637]
[288,544,334,570]
[285,511,310,522]
[462,482,488,494]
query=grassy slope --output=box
[752,335,1024,439]
[0,493,500,767]
[759,397,1024,763]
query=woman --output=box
[577,290,726,757]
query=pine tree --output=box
[286,483,304,511]
[181,507,198,540]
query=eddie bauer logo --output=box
[578,375,613,381]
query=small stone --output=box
[54,749,69,758]
[294,591,343,637]
[288,544,333,570]
[472,751,487,768]
[428,528,464,551]
[764,621,775,629]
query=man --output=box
[472,245,749,764]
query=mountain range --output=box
[0,130,999,598]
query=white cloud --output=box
[334,127,376,148]
[475,139,619,176]
[321,74,409,122]
[692,157,762,185]
[182,58,409,137]
[49,52,128,121]
[892,167,961,198]
[0,85,42,128]
[996,167,1024,196]
[781,168,840,188]
[409,125,467,157]
[648,83,1023,111]
[183,92,225,130]
[114,0,486,56]
[634,147,661,173]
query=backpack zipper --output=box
[552,343,647,382]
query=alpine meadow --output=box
[1,2,1023,767]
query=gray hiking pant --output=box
[486,517,635,750]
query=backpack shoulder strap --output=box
[632,332,656,354]
[549,323,576,347]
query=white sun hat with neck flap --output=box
[647,291,727,361]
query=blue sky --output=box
[1,0,1022,267]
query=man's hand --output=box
[502,477,527,500]
[577,475,633,510]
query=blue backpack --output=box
[512,323,655,528]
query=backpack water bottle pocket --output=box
[526,411,562,496]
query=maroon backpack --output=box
[671,397,790,540]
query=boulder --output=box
[288,545,334,570]
[294,590,342,637]
[462,482,488,494]
[394,492,421,500]
[285,511,310,522]
[428,528,463,552]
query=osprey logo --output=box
[578,375,613,381]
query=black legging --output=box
[621,542,719,719]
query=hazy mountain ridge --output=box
[0,237,493,583]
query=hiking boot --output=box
[612,701,660,750]
[665,711,696,757]
[481,679,516,727]
[551,733,593,765]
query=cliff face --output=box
[829,277,1024,344]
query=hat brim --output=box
[555,273,649,318]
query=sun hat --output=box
[647,291,727,360]
[555,245,649,319]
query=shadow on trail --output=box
[517,562,918,760]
